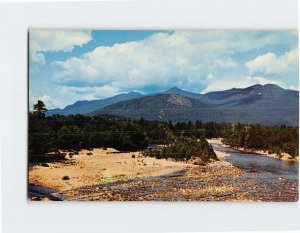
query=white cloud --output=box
[52,31,297,96]
[59,85,119,100]
[202,76,283,93]
[29,92,58,110]
[30,29,92,64]
[245,47,298,79]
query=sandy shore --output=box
[29,147,246,201]
[29,148,194,193]
[61,159,249,201]
[29,144,298,201]
[208,138,299,162]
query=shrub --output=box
[193,157,205,166]
[131,154,136,159]
[62,175,70,180]
[87,152,93,156]
[142,137,217,163]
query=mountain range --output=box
[46,91,143,115]
[47,84,299,126]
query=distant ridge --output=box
[164,87,203,99]
[90,84,299,126]
[46,91,143,116]
[45,84,299,126]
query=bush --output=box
[143,137,217,163]
[131,154,135,158]
[87,152,93,156]
[62,175,70,180]
[193,157,205,166]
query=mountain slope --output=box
[164,87,203,99]
[91,94,210,122]
[201,84,298,107]
[46,91,143,116]
[91,84,299,126]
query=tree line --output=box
[221,123,299,158]
[29,101,298,162]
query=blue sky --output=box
[29,30,298,110]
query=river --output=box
[209,141,298,201]
[29,142,298,201]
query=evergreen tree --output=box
[33,100,48,118]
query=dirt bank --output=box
[207,138,299,162]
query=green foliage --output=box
[143,136,218,163]
[222,123,299,158]
[33,100,48,118]
[29,101,298,160]
[28,113,149,155]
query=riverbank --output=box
[28,147,248,201]
[28,148,194,199]
[62,159,247,201]
[29,143,298,201]
[207,138,299,162]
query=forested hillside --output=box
[45,84,299,126]
[91,84,299,126]
[29,103,299,161]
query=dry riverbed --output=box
[29,148,193,193]
[28,145,298,201]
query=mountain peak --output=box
[244,84,263,90]
[251,84,263,88]
[164,87,203,99]
[263,84,283,90]
[166,87,184,92]
[243,84,284,93]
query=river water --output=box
[211,142,298,179]
[210,142,298,201]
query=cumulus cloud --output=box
[202,76,283,93]
[52,31,297,96]
[245,47,298,80]
[29,91,58,110]
[29,30,298,108]
[30,29,92,64]
[59,85,119,101]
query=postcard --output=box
[28,30,299,201]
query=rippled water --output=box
[211,143,298,180]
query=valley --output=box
[29,84,299,202]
